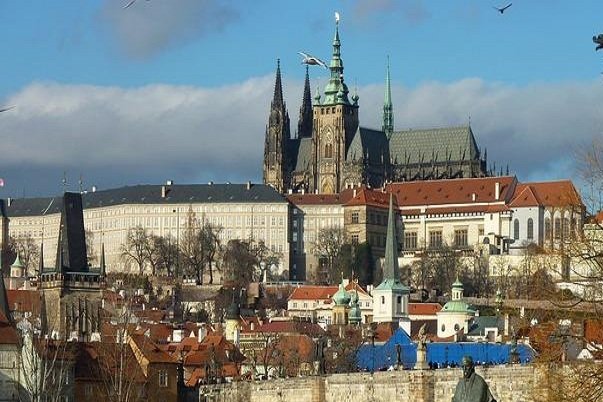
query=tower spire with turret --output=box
[323,16,351,105]
[383,56,394,139]
[297,65,313,138]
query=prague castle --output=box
[263,19,488,194]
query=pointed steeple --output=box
[100,243,106,276]
[273,59,284,107]
[323,17,351,105]
[383,194,400,282]
[297,66,313,138]
[263,59,291,192]
[383,56,394,139]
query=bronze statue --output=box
[594,34,603,51]
[452,356,497,402]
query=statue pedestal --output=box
[415,347,429,370]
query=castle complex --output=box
[263,19,488,194]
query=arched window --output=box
[527,218,534,240]
[513,219,520,240]
[441,324,445,332]
[554,218,561,239]
[454,323,460,332]
[324,143,333,158]
[563,217,570,239]
[544,217,551,240]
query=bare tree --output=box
[85,228,97,265]
[180,206,205,284]
[249,239,282,282]
[18,331,74,402]
[221,239,256,288]
[201,222,222,285]
[9,235,40,275]
[311,227,351,284]
[145,234,178,277]
[121,226,150,275]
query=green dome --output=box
[441,300,475,314]
[11,255,24,269]
[452,278,464,288]
[333,283,351,306]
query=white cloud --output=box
[99,0,237,59]
[0,76,601,196]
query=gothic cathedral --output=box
[263,19,489,194]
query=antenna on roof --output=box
[62,171,67,193]
[79,174,83,194]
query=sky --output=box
[0,0,602,200]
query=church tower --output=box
[263,59,291,193]
[372,194,410,325]
[312,18,359,194]
[382,57,394,140]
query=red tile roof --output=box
[408,303,442,316]
[386,176,518,206]
[345,188,393,208]
[288,282,369,301]
[7,290,41,315]
[510,181,583,208]
[0,311,19,344]
[286,189,355,206]
[244,321,326,337]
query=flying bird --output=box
[493,3,512,14]
[0,105,15,113]
[593,34,603,51]
[123,0,150,9]
[298,52,328,69]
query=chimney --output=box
[495,182,500,200]
[173,329,183,343]
[288,189,293,195]
[246,181,252,190]
[250,322,255,331]
[353,189,357,198]
[161,185,168,198]
[7,198,12,207]
[198,324,207,342]
[504,314,510,336]
[472,193,476,202]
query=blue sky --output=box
[0,0,602,200]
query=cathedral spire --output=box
[263,59,291,193]
[273,59,284,107]
[323,16,351,105]
[297,65,313,138]
[383,56,394,139]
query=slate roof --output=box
[6,183,286,217]
[292,137,313,173]
[389,125,480,164]
[346,127,389,163]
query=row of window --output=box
[403,229,469,250]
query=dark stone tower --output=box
[263,59,291,193]
[39,192,104,340]
[312,18,359,194]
